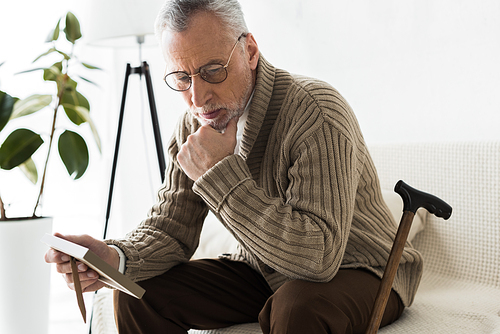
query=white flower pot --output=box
[0,217,53,334]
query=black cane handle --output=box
[366,181,452,334]
[394,180,452,220]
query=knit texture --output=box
[105,55,422,308]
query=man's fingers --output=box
[56,262,71,274]
[224,116,239,137]
[82,280,106,293]
[63,269,99,284]
[45,233,98,266]
[45,248,70,264]
[66,275,104,293]
[54,232,98,250]
[56,260,89,274]
[67,278,99,292]
[177,116,240,180]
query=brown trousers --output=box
[113,259,404,334]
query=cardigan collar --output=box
[238,54,277,159]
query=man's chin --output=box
[198,117,228,132]
[196,108,244,132]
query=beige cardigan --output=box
[106,56,423,307]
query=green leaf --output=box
[56,49,71,60]
[64,12,82,44]
[16,67,45,75]
[43,62,63,82]
[61,104,84,125]
[10,94,52,120]
[45,18,61,43]
[19,157,38,184]
[68,105,102,153]
[58,130,88,179]
[0,90,16,132]
[33,47,57,63]
[0,128,43,170]
[77,75,99,87]
[35,48,70,63]
[81,62,102,71]
[65,77,78,90]
[61,89,89,125]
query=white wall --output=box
[239,0,500,144]
[1,0,499,232]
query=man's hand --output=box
[177,117,238,181]
[44,233,120,293]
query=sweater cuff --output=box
[193,154,251,213]
[108,245,126,274]
[104,238,144,281]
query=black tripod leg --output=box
[103,63,132,239]
[142,61,166,183]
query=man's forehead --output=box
[161,11,231,70]
[162,30,230,70]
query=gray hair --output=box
[155,0,249,42]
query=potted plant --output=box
[0,12,101,333]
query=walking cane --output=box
[365,180,452,334]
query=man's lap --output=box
[127,259,273,329]
[114,259,404,333]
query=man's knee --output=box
[258,280,351,334]
[261,280,318,316]
[258,270,405,334]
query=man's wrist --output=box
[108,245,126,274]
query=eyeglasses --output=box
[164,33,246,92]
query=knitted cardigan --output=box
[106,56,423,307]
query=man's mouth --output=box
[199,109,222,120]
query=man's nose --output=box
[190,76,212,108]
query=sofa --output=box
[91,141,500,334]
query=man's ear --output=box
[245,33,259,70]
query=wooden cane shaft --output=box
[365,211,415,334]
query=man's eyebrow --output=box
[169,57,226,74]
[196,56,226,69]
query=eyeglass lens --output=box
[165,64,227,91]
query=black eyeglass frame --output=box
[163,33,246,92]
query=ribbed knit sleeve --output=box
[105,115,209,282]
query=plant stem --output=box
[32,74,68,218]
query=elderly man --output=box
[45,0,423,333]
